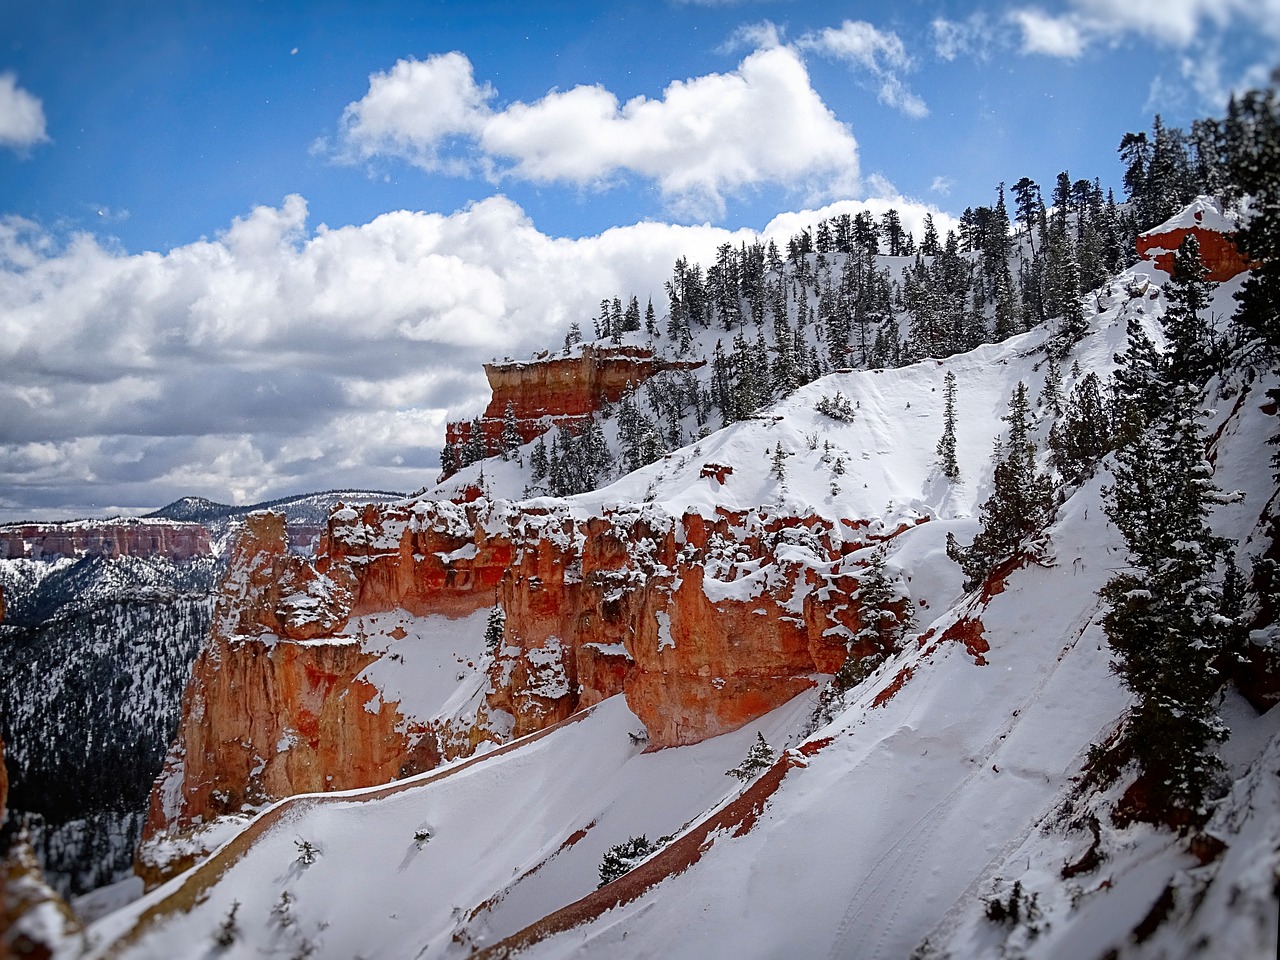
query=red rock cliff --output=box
[1136,198,1252,283]
[144,499,916,861]
[443,345,703,473]
[0,520,211,561]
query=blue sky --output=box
[0,0,1276,519]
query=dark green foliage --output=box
[0,557,217,895]
[1048,371,1112,483]
[1163,235,1216,386]
[484,606,505,653]
[1226,79,1280,352]
[1102,371,1237,816]
[947,383,1056,592]
[937,371,959,481]
[726,732,775,782]
[815,391,856,422]
[598,835,657,888]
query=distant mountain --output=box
[146,489,407,525]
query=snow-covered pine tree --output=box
[597,836,656,888]
[1101,382,1237,817]
[484,606,505,654]
[937,371,959,481]
[726,733,774,782]
[1163,234,1215,386]
[500,401,521,461]
[946,382,1056,592]
[1048,371,1112,483]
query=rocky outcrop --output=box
[443,345,703,474]
[0,520,210,561]
[1136,196,1251,282]
[144,498,917,858]
[0,735,82,959]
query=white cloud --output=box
[759,194,961,253]
[931,14,994,62]
[0,73,49,152]
[335,47,860,219]
[335,52,493,173]
[930,176,954,196]
[798,21,929,118]
[0,195,777,517]
[1009,0,1280,59]
[1010,9,1086,58]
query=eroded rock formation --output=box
[1136,197,1251,282]
[144,498,917,864]
[0,520,210,561]
[443,345,703,474]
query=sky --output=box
[1,0,1276,521]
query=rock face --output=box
[443,345,703,473]
[144,500,915,857]
[0,520,211,561]
[1136,197,1251,282]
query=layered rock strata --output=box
[443,345,703,474]
[0,520,211,561]
[145,499,917,853]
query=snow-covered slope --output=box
[67,251,1279,958]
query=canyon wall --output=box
[143,499,915,863]
[0,520,211,561]
[443,345,702,472]
[1136,203,1252,283]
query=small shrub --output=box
[726,732,774,782]
[214,901,240,948]
[295,839,319,865]
[598,835,656,887]
[815,392,856,422]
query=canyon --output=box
[0,521,211,562]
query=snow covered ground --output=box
[64,250,1280,958]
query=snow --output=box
[351,609,490,727]
[1138,194,1238,240]
[70,236,1280,959]
[80,695,814,959]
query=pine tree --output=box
[937,371,959,481]
[947,383,1055,591]
[1048,371,1112,483]
[770,442,789,483]
[1163,234,1215,386]
[1101,384,1235,816]
[598,836,656,888]
[500,402,521,461]
[484,606,505,653]
[726,733,774,781]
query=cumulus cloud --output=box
[0,73,49,152]
[798,21,929,119]
[335,52,493,173]
[0,196,772,517]
[1010,9,1086,58]
[930,176,954,196]
[333,47,860,220]
[0,190,961,519]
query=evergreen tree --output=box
[1163,234,1215,386]
[500,401,521,461]
[947,383,1055,591]
[598,836,657,888]
[1048,371,1112,483]
[726,733,774,781]
[484,606,505,653]
[937,371,959,480]
[1101,384,1236,816]
[530,436,549,482]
